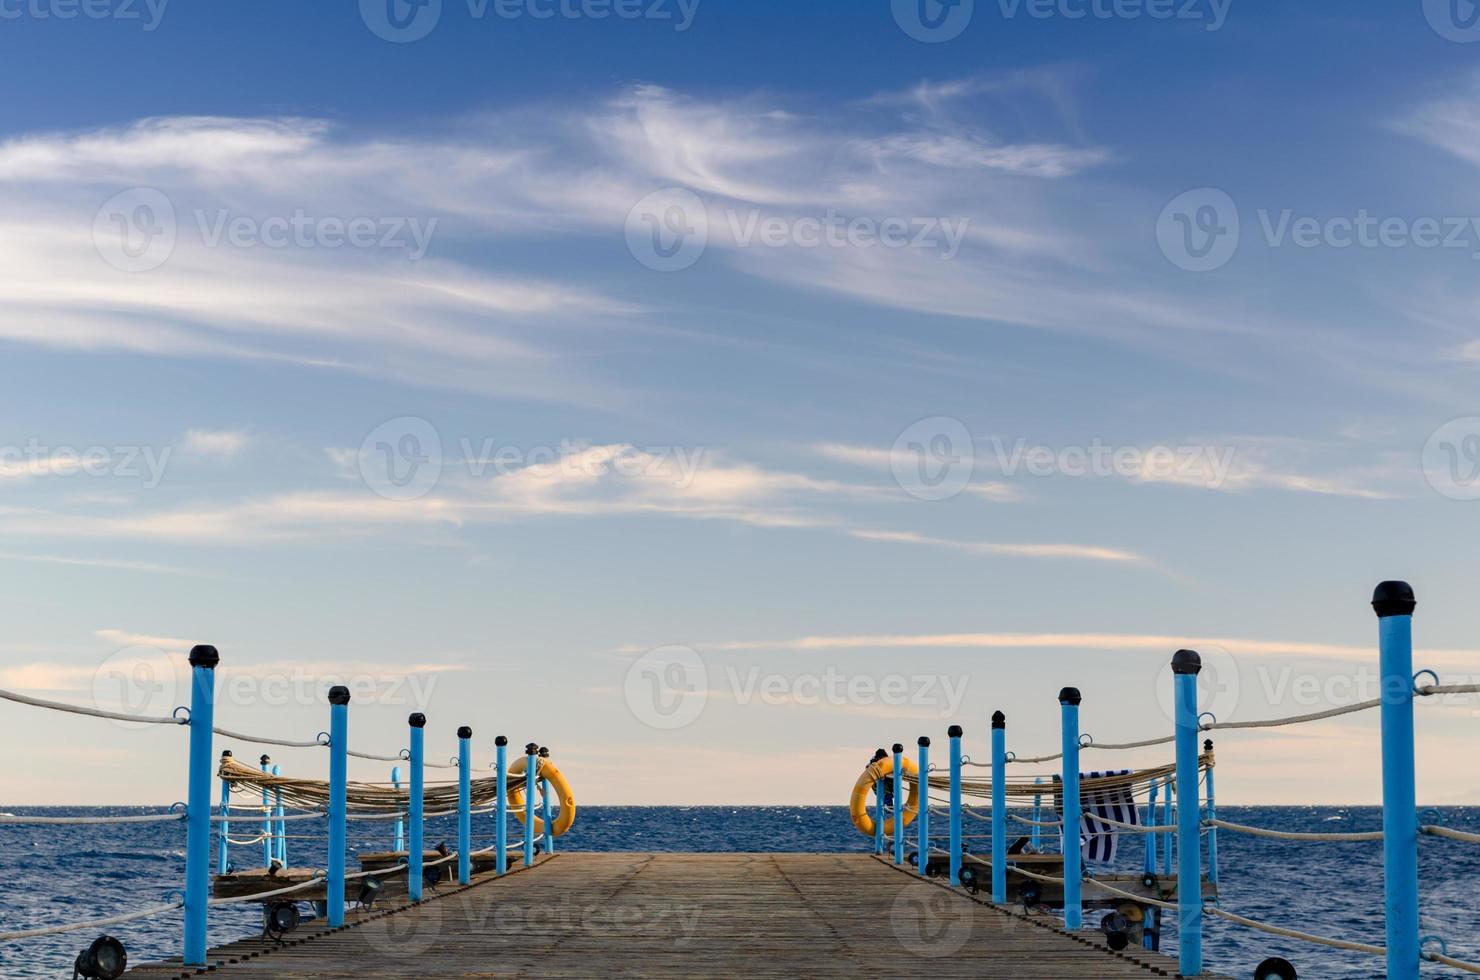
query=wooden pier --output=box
[127,853,1230,978]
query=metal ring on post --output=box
[448,756,460,767]
[1421,936,1450,957]
[315,732,330,747]
[1197,711,1218,729]
[1419,807,1444,827]
[169,801,187,815]
[1078,733,1094,748]
[173,706,192,724]
[1005,751,1016,762]
[1413,669,1440,694]
[398,748,411,761]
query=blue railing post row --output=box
[1171,649,1203,976]
[272,764,286,868]
[260,754,273,868]
[392,765,405,853]
[916,736,930,875]
[326,685,350,928]
[991,711,1007,904]
[524,743,538,866]
[217,749,232,875]
[495,736,508,875]
[539,747,555,855]
[1058,687,1082,931]
[407,713,426,901]
[891,742,905,865]
[183,644,219,967]
[457,725,473,885]
[1204,739,1218,885]
[1031,776,1042,853]
[947,725,963,886]
[1374,580,1420,980]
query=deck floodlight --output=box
[73,935,126,979]
[1254,957,1297,980]
[957,865,979,894]
[263,901,300,940]
[1020,882,1041,907]
[356,876,384,908]
[1101,911,1130,951]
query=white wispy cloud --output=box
[846,529,1143,563]
[181,428,252,459]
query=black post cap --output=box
[221,749,233,758]
[1171,650,1202,675]
[188,645,219,669]
[538,746,550,757]
[327,685,351,705]
[1058,687,1082,705]
[917,736,930,747]
[1372,581,1416,618]
[260,754,271,766]
[495,735,508,746]
[525,742,538,754]
[1203,739,1214,752]
[992,711,1006,729]
[891,743,904,754]
[947,725,963,737]
[457,726,472,739]
[408,713,426,728]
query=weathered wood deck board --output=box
[127,853,1228,978]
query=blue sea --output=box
[1,806,1476,978]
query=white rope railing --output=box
[0,900,184,941]
[1208,818,1383,842]
[0,688,182,726]
[1425,949,1480,975]
[0,811,185,825]
[1085,875,1177,911]
[1421,824,1480,844]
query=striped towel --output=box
[1052,770,1139,865]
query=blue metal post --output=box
[1204,740,1218,885]
[216,751,231,875]
[1059,687,1082,931]
[326,686,350,928]
[523,743,537,866]
[1144,777,1159,951]
[392,765,405,853]
[183,645,218,967]
[272,764,285,867]
[1172,650,1203,977]
[259,754,272,868]
[1162,781,1174,874]
[408,713,426,901]
[891,743,905,865]
[1031,777,1042,852]
[495,736,508,875]
[991,711,1007,904]
[457,725,472,885]
[948,725,962,886]
[539,747,556,855]
[873,746,885,855]
[916,737,930,875]
[1375,581,1419,980]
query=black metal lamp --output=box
[73,935,126,979]
[355,876,384,908]
[1254,957,1297,980]
[263,901,300,940]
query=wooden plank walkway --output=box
[127,853,1229,978]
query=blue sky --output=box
[3,0,1480,805]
